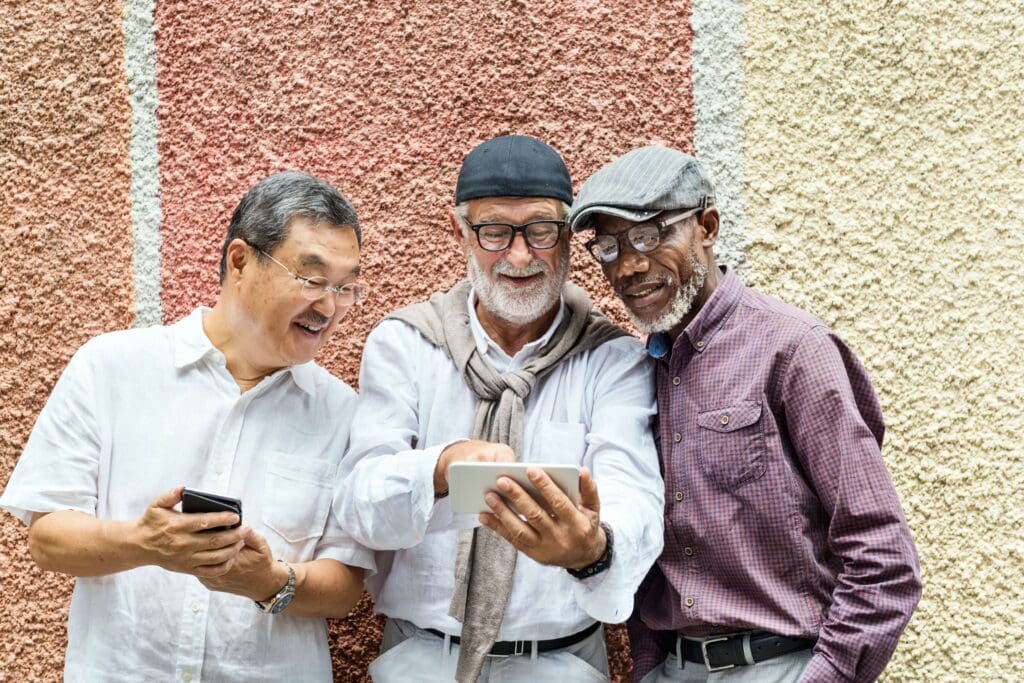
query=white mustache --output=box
[492,260,549,277]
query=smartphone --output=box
[181,488,242,531]
[447,462,581,515]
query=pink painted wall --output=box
[2,1,696,679]
[0,1,135,679]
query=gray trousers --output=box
[368,618,610,683]
[639,635,813,683]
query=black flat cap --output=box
[455,135,572,205]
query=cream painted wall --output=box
[741,1,1024,679]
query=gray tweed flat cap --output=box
[568,146,715,232]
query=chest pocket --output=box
[262,453,334,553]
[697,400,767,490]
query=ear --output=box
[224,238,253,284]
[449,210,466,248]
[697,207,720,247]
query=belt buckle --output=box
[701,636,735,672]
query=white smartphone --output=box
[447,461,581,515]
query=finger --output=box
[187,511,242,533]
[578,467,600,514]
[486,488,543,544]
[191,539,245,568]
[243,529,271,555]
[199,526,249,551]
[525,468,576,519]
[480,500,537,550]
[194,555,237,579]
[152,486,184,509]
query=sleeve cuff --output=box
[800,652,847,683]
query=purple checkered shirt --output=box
[628,269,921,682]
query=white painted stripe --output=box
[122,0,164,327]
[691,0,749,274]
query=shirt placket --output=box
[663,346,703,621]
[173,383,256,683]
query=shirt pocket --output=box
[696,400,767,490]
[262,452,333,550]
[537,420,588,465]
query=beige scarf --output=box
[386,279,625,682]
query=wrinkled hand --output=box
[133,487,247,578]
[199,530,287,601]
[479,467,606,570]
[434,440,516,497]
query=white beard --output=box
[466,244,568,326]
[627,247,708,334]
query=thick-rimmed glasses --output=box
[585,208,702,264]
[469,219,565,252]
[256,247,368,307]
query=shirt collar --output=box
[466,288,566,359]
[646,266,742,358]
[171,307,317,396]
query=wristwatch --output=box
[567,522,614,580]
[255,560,296,614]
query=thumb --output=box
[244,529,271,554]
[152,486,184,509]
[578,467,600,514]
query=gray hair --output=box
[219,171,361,283]
[453,200,572,235]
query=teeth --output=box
[297,322,324,332]
[626,284,662,298]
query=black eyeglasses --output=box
[469,220,566,252]
[585,208,702,264]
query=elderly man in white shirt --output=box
[336,135,665,683]
[0,171,373,682]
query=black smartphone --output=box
[181,488,242,531]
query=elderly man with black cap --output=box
[568,146,921,683]
[336,135,664,682]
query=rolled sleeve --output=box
[1,343,102,526]
[572,340,665,624]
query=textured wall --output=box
[741,1,1024,680]
[0,0,135,677]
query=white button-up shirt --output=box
[1,309,373,683]
[335,291,664,641]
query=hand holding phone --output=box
[134,486,247,578]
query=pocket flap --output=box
[697,401,762,433]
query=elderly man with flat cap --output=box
[568,147,921,683]
[336,135,664,682]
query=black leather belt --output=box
[426,621,601,657]
[678,631,815,671]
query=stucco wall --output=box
[2,0,1021,681]
[741,2,1024,680]
[0,0,136,677]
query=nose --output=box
[613,249,650,281]
[310,292,337,319]
[505,233,533,269]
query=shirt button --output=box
[673,433,682,443]
[685,597,695,607]
[672,376,681,386]
[215,464,225,475]
[674,491,684,502]
[720,414,730,425]
[182,673,192,682]
[696,340,705,348]
[191,601,200,612]
[684,546,694,556]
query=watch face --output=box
[270,593,294,614]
